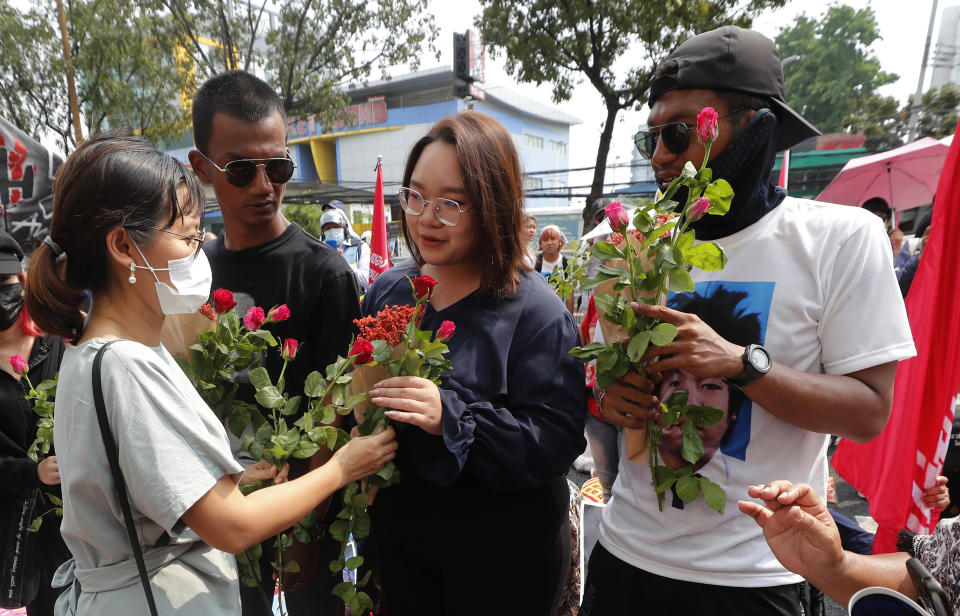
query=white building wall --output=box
[336,123,434,192]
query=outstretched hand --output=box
[631,302,744,380]
[737,481,844,581]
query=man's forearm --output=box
[740,360,897,442]
[811,551,915,607]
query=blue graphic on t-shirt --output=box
[666,281,775,461]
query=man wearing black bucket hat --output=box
[581,26,916,615]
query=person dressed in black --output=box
[0,230,69,616]
[188,71,360,616]
[361,111,586,615]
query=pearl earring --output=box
[128,262,137,284]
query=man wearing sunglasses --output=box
[581,26,915,616]
[188,71,361,616]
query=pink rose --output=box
[411,275,437,301]
[282,338,299,360]
[243,306,266,331]
[212,289,236,314]
[268,304,291,322]
[688,197,710,221]
[349,338,374,365]
[697,107,719,144]
[437,320,455,341]
[9,354,27,375]
[604,202,628,230]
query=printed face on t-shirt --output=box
[657,369,733,470]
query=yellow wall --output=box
[309,139,338,184]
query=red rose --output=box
[604,202,628,230]
[688,197,710,222]
[212,288,236,314]
[282,338,299,360]
[9,354,27,375]
[349,338,374,365]
[411,275,437,301]
[268,304,291,322]
[243,306,266,331]
[697,107,719,145]
[437,320,456,341]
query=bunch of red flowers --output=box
[353,304,418,347]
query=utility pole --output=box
[908,0,940,141]
[55,0,83,145]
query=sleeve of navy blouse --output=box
[424,312,587,490]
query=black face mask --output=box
[0,282,25,331]
[677,108,788,241]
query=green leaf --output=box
[626,331,651,363]
[248,367,272,391]
[680,421,705,464]
[652,465,678,493]
[283,560,300,573]
[282,395,303,417]
[590,240,625,261]
[329,519,350,542]
[568,342,607,361]
[28,516,43,532]
[354,511,371,537]
[304,372,325,398]
[685,405,725,426]
[649,322,678,346]
[228,408,251,437]
[293,440,320,459]
[701,477,727,514]
[293,525,311,544]
[668,267,696,293]
[675,230,695,252]
[581,271,619,291]
[371,339,393,363]
[254,386,285,409]
[248,329,278,346]
[675,474,701,503]
[704,179,734,215]
[684,242,728,272]
[345,556,364,569]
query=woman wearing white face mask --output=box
[25,133,397,616]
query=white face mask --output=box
[323,228,345,245]
[132,243,212,315]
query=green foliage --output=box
[0,0,192,153]
[775,4,898,134]
[847,84,960,152]
[283,203,324,239]
[165,0,438,121]
[475,0,784,218]
[546,241,590,301]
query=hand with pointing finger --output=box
[631,301,746,380]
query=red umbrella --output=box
[816,137,948,211]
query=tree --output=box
[166,0,438,122]
[775,4,897,135]
[475,0,784,229]
[847,84,960,152]
[0,0,193,153]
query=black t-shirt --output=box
[204,223,361,404]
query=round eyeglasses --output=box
[198,150,297,187]
[398,187,471,227]
[148,226,206,260]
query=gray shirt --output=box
[52,338,244,615]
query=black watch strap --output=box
[725,344,771,388]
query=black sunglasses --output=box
[633,107,748,159]
[198,150,297,187]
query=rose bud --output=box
[688,197,710,222]
[697,107,719,145]
[411,275,438,301]
[212,288,236,314]
[282,338,299,360]
[604,202,628,230]
[243,306,266,331]
[437,320,456,341]
[349,338,375,365]
[268,304,291,322]
[9,354,27,375]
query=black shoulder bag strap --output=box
[92,341,160,616]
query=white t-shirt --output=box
[599,197,916,587]
[540,255,562,277]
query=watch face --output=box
[749,347,771,371]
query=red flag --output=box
[832,120,960,553]
[777,149,790,189]
[369,158,391,284]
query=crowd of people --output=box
[0,23,953,616]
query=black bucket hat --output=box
[0,229,23,276]
[649,25,821,151]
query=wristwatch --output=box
[724,344,771,388]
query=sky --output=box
[422,0,960,193]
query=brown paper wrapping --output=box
[594,233,663,464]
[161,311,216,361]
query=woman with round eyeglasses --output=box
[25,133,396,616]
[359,111,586,615]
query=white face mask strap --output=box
[130,240,166,284]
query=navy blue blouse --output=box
[361,262,586,490]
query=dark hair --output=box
[26,132,205,340]
[400,111,529,295]
[192,70,285,153]
[667,286,763,441]
[862,197,891,218]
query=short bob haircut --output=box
[400,111,529,296]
